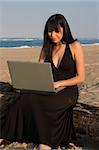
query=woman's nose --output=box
[51,31,55,37]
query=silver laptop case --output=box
[7,61,55,92]
[7,60,65,95]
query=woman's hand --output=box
[53,81,61,89]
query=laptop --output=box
[7,60,65,95]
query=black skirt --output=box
[0,86,78,148]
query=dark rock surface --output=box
[73,83,99,149]
[0,82,99,149]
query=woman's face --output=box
[48,26,63,44]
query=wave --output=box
[0,38,99,48]
[0,38,41,41]
[79,38,99,44]
[82,43,99,46]
[0,38,43,48]
[0,45,42,49]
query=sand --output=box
[0,47,41,82]
[0,45,98,83]
[0,45,99,82]
[0,45,99,150]
[0,45,99,105]
[0,45,99,103]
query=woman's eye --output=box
[55,30,59,33]
[48,29,53,32]
[54,28,60,33]
[48,28,59,33]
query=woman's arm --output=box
[38,49,45,63]
[54,41,85,89]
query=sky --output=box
[0,0,99,39]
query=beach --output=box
[0,47,41,82]
[0,45,99,150]
[0,45,99,85]
[0,45,99,82]
[0,45,99,106]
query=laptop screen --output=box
[7,61,55,92]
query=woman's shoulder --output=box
[69,40,83,60]
[69,40,82,52]
[70,40,81,48]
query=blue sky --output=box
[0,0,99,39]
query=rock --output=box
[0,82,99,149]
[73,102,99,141]
[0,82,13,93]
[73,85,99,149]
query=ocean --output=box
[0,38,99,48]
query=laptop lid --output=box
[7,60,65,94]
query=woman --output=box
[0,14,85,150]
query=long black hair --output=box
[41,14,76,58]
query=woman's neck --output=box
[54,42,66,51]
[55,41,63,46]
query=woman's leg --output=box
[38,144,51,150]
[0,139,4,144]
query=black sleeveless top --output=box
[44,44,77,82]
[0,44,78,147]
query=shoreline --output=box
[0,43,99,49]
[0,44,99,106]
[0,45,99,82]
[0,44,99,150]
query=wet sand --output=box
[0,45,99,106]
[0,45,99,150]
